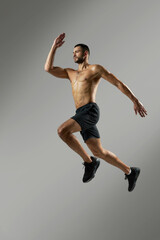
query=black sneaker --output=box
[125,167,141,192]
[82,156,100,183]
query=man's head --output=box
[73,44,90,63]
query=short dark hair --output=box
[74,43,90,56]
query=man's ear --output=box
[83,50,88,58]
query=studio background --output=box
[1,0,159,240]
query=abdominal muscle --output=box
[71,78,100,109]
[68,65,101,109]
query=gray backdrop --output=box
[1,0,160,239]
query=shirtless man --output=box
[44,33,147,192]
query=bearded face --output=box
[73,46,86,64]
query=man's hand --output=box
[133,99,147,117]
[53,33,65,48]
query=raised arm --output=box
[44,33,70,79]
[98,65,147,117]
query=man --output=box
[44,33,147,192]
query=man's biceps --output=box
[53,66,68,76]
[103,73,118,86]
[102,71,112,82]
[101,67,110,79]
[48,67,68,78]
[53,66,65,72]
[64,68,70,78]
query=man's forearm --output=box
[44,44,57,71]
[118,81,138,103]
[107,73,138,103]
[103,69,147,117]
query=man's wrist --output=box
[132,96,138,103]
[52,44,57,50]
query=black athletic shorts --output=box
[71,102,100,142]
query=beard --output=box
[74,56,85,64]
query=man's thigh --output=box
[58,118,82,134]
[80,125,100,143]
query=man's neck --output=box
[77,62,90,72]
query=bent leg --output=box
[85,138,130,174]
[57,118,92,163]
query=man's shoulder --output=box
[90,64,103,72]
[65,68,76,77]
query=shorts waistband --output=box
[76,102,98,112]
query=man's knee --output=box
[57,125,70,138]
[57,118,81,138]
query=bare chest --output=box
[70,69,100,88]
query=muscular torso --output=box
[67,64,101,109]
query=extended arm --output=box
[99,65,147,117]
[44,33,69,79]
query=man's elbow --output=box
[44,64,53,72]
[44,66,50,72]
